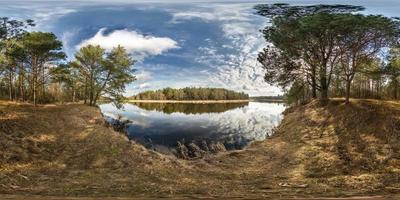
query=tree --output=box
[255,4,364,18]
[0,17,34,41]
[256,4,365,103]
[258,12,348,103]
[49,63,84,103]
[337,14,398,103]
[132,87,249,101]
[256,4,400,104]
[96,45,136,106]
[386,45,400,99]
[0,17,139,105]
[15,32,65,105]
[71,45,104,105]
[0,17,35,101]
[72,45,135,106]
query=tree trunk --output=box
[345,80,351,104]
[42,64,45,103]
[8,71,12,101]
[319,61,329,104]
[32,56,37,106]
[394,79,398,100]
[33,79,36,106]
[311,68,317,98]
[93,71,111,106]
[321,87,328,103]
[19,74,23,101]
[320,76,329,104]
[84,77,88,104]
[19,64,25,101]
[89,73,94,106]
[72,86,76,102]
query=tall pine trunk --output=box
[319,61,329,104]
[311,68,317,98]
[8,71,12,101]
[89,73,94,106]
[345,80,351,104]
[84,77,88,104]
[394,79,398,100]
[32,56,37,106]
[320,75,329,104]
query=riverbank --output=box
[126,99,250,104]
[1,99,400,199]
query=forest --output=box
[131,87,249,101]
[1,4,400,106]
[256,4,400,104]
[0,17,135,106]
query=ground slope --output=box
[0,101,184,197]
[0,99,400,199]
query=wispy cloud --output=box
[170,4,253,23]
[135,70,153,82]
[175,3,280,96]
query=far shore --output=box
[126,99,250,104]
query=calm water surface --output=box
[99,102,286,153]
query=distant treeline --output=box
[250,95,284,101]
[131,88,249,101]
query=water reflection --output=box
[131,102,249,114]
[100,102,286,157]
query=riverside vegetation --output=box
[131,87,249,101]
[1,2,400,199]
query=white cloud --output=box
[135,70,153,82]
[172,12,217,22]
[77,28,179,60]
[171,3,253,23]
[124,70,154,96]
[183,4,281,96]
[34,8,76,22]
[222,22,256,37]
[137,83,151,89]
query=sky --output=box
[1,0,399,96]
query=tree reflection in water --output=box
[100,102,286,158]
[131,102,249,114]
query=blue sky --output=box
[1,0,399,96]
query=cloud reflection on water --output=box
[100,102,286,150]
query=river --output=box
[99,101,286,157]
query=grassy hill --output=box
[261,99,400,193]
[0,99,400,199]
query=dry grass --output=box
[0,99,400,199]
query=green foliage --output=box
[0,17,35,41]
[255,3,365,18]
[256,3,400,103]
[133,87,249,101]
[284,80,308,105]
[1,31,65,104]
[71,45,135,107]
[259,12,349,101]
[18,32,66,63]
[385,45,400,99]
